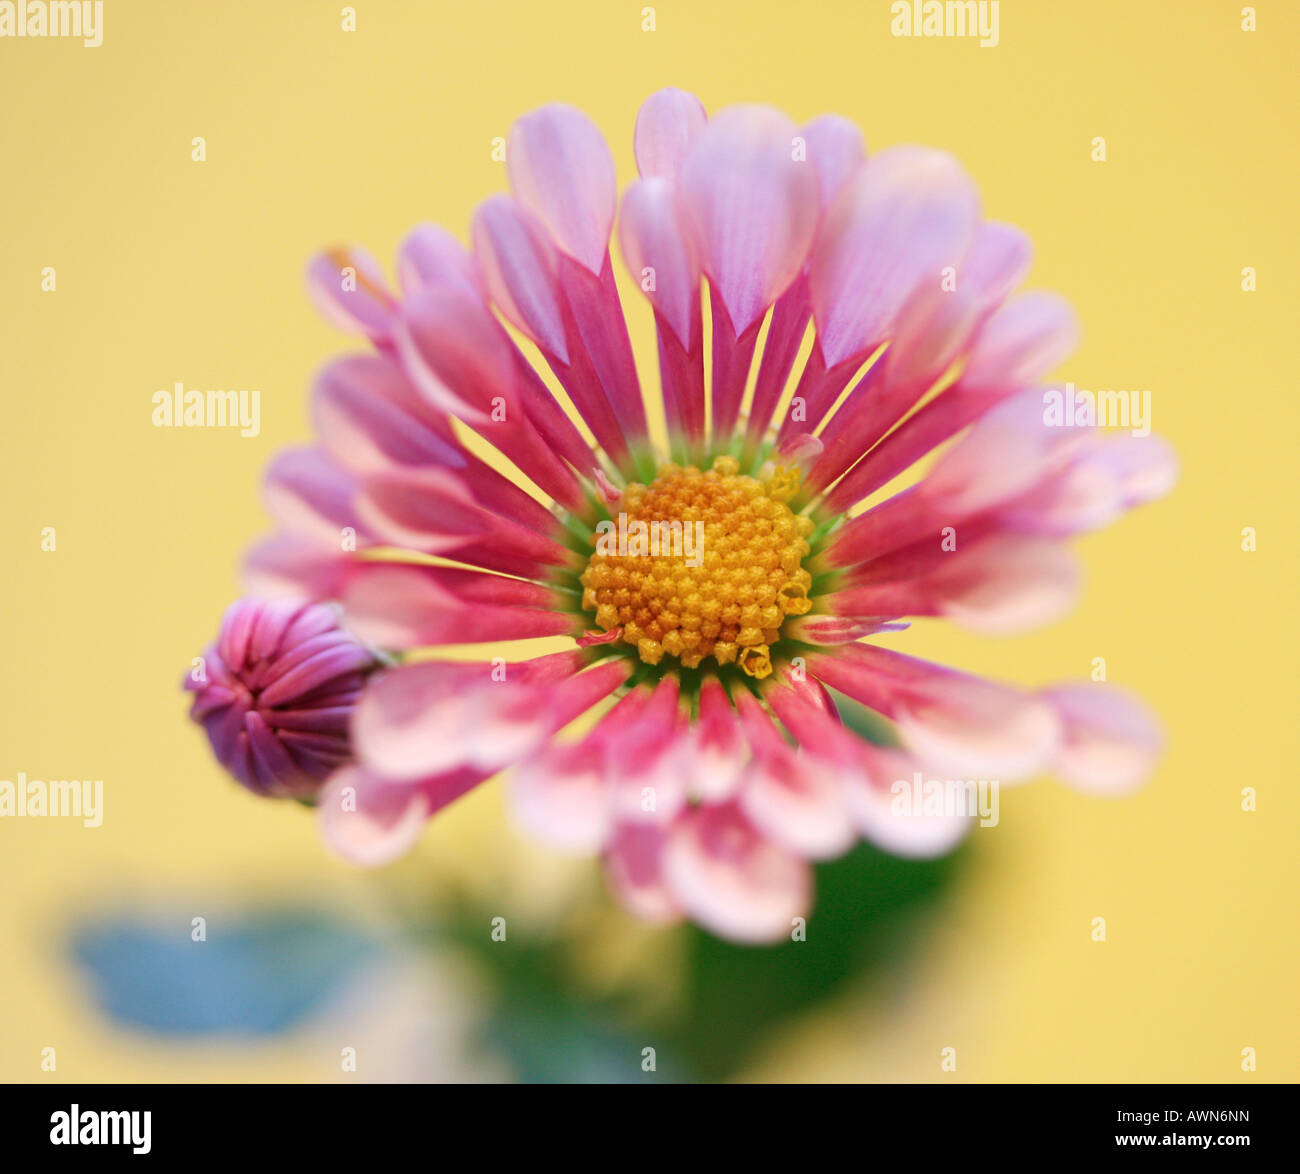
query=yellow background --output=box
[1,0,1296,1081]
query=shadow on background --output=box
[67,840,963,1082]
[70,913,379,1037]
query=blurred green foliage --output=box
[436,838,965,1082]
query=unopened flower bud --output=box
[184,598,379,799]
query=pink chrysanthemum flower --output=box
[185,598,380,799]
[231,91,1174,941]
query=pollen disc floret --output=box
[579,456,813,677]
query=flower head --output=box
[185,598,379,799]
[227,91,1174,941]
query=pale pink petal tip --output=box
[634,87,707,179]
[679,104,820,333]
[801,114,867,211]
[663,804,812,944]
[844,752,976,860]
[739,750,856,860]
[508,742,610,853]
[263,446,364,546]
[961,291,1081,392]
[1042,683,1164,795]
[618,177,700,348]
[306,247,398,341]
[895,674,1060,782]
[354,662,551,783]
[318,767,432,867]
[933,535,1081,634]
[508,103,617,275]
[397,222,482,298]
[604,825,683,924]
[471,194,569,362]
[1095,433,1179,507]
[810,145,980,367]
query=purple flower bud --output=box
[184,598,379,799]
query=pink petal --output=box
[602,680,689,827]
[881,219,1032,390]
[472,195,569,362]
[618,177,700,349]
[745,276,811,446]
[820,377,1020,515]
[802,114,867,212]
[354,662,552,781]
[993,432,1175,540]
[263,446,365,545]
[652,294,706,451]
[508,103,617,275]
[995,448,1127,536]
[678,104,819,334]
[311,354,462,474]
[1042,683,1163,795]
[305,247,398,342]
[354,466,490,553]
[241,532,352,600]
[841,748,976,859]
[956,220,1034,313]
[356,465,569,567]
[688,680,748,801]
[397,222,483,298]
[926,533,1082,633]
[808,646,1060,781]
[342,564,571,648]
[738,750,855,860]
[785,615,907,644]
[809,146,980,367]
[396,283,517,425]
[634,87,707,179]
[764,681,973,858]
[355,657,626,783]
[1089,433,1179,508]
[734,693,854,859]
[256,634,374,707]
[921,387,1086,516]
[508,739,611,852]
[959,291,1080,393]
[812,242,1057,489]
[663,803,813,944]
[604,824,683,924]
[317,767,433,867]
[708,296,763,441]
[892,672,1060,781]
[554,254,647,447]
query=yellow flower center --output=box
[579,456,814,679]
